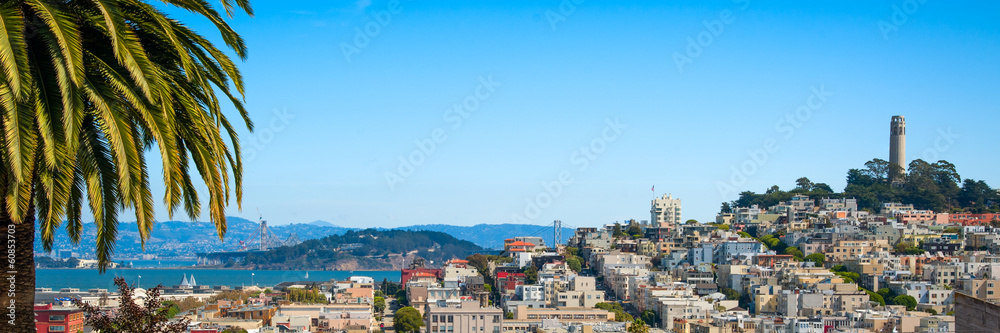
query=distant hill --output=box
[396,224,575,250]
[308,220,338,227]
[36,217,574,258]
[230,229,484,270]
[34,216,354,258]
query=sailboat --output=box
[305,271,309,279]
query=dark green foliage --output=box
[240,229,484,269]
[566,257,582,272]
[524,266,538,284]
[393,307,423,332]
[35,257,81,268]
[726,158,998,214]
[640,310,659,327]
[595,302,633,322]
[381,279,401,296]
[804,253,825,266]
[627,223,642,237]
[287,287,328,304]
[613,223,625,238]
[859,287,885,306]
[895,241,925,255]
[395,289,408,306]
[893,295,918,310]
[721,288,741,301]
[784,246,804,261]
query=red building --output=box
[950,213,1000,226]
[400,268,442,287]
[753,254,795,268]
[34,304,85,333]
[495,272,526,295]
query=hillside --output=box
[231,229,485,270]
[396,224,574,250]
[35,216,354,258]
[726,158,999,213]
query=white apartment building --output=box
[651,193,683,229]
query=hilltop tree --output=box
[627,223,642,238]
[729,158,997,214]
[0,0,254,330]
[795,177,814,191]
[721,202,733,214]
[613,222,624,237]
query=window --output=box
[49,326,65,332]
[433,315,438,323]
[448,316,454,323]
[49,315,65,321]
[493,315,500,323]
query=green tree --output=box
[524,265,538,284]
[795,177,814,191]
[627,223,642,238]
[374,296,386,314]
[395,289,408,306]
[893,295,918,311]
[595,302,633,322]
[721,288,741,301]
[804,253,825,266]
[862,288,885,306]
[783,246,803,260]
[566,257,582,272]
[685,219,699,224]
[1,0,253,330]
[628,317,650,333]
[640,310,658,327]
[613,222,624,237]
[393,306,423,333]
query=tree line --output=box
[723,158,998,214]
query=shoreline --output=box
[36,267,401,271]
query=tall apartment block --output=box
[651,193,682,229]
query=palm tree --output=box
[1,0,253,330]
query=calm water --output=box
[36,269,401,290]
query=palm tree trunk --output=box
[0,204,36,333]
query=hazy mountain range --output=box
[34,217,575,258]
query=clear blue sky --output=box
[148,0,1000,228]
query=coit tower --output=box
[890,115,906,171]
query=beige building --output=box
[554,276,605,308]
[425,300,503,333]
[511,305,615,323]
[651,193,682,229]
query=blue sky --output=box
[148,0,1000,228]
